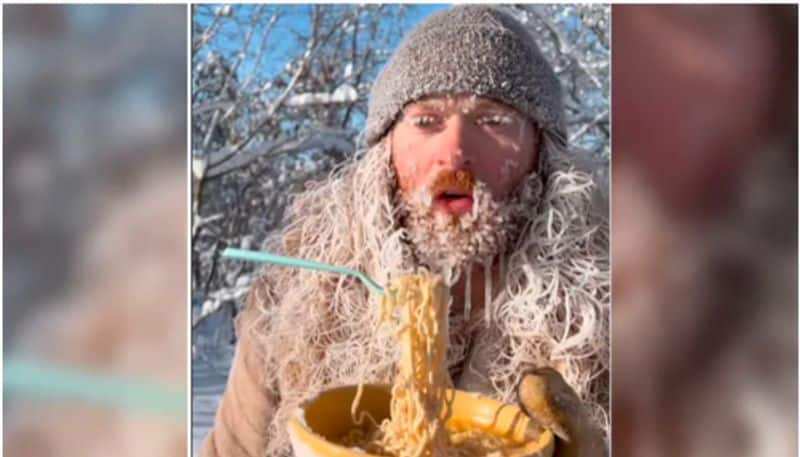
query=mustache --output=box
[429,169,476,196]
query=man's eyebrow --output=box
[409,99,508,110]
[467,99,513,111]
[406,99,448,111]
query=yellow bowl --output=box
[287,384,554,457]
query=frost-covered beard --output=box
[395,170,543,274]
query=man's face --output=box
[391,94,539,214]
[388,94,541,270]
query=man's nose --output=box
[434,115,472,169]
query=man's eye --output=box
[409,115,440,128]
[476,114,515,126]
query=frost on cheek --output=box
[395,153,419,191]
[516,120,527,146]
[500,159,519,182]
[413,184,433,208]
[408,161,418,177]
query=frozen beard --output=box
[395,168,543,274]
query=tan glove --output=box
[517,367,607,457]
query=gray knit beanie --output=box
[365,5,565,147]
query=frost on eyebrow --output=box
[477,113,516,125]
[407,98,449,113]
[403,96,525,130]
[410,95,511,113]
[406,115,437,127]
[465,100,523,124]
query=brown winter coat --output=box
[201,283,276,457]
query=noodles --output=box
[343,274,530,457]
[377,274,452,457]
[448,430,517,456]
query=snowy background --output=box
[190,4,609,453]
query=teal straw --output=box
[223,248,386,295]
[4,357,185,417]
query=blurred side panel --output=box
[611,5,797,457]
[4,4,188,456]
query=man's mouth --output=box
[433,190,474,215]
[424,169,476,215]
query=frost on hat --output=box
[365,5,565,147]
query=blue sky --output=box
[406,4,450,24]
[194,4,450,85]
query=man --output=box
[202,5,608,457]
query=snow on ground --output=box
[191,303,236,456]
